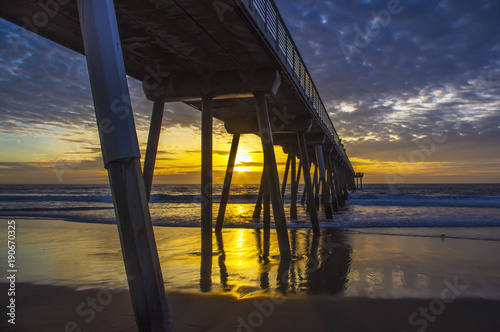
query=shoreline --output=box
[4,214,500,234]
[2,202,500,230]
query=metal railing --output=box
[240,0,350,165]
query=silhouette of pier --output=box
[1,0,357,330]
[355,172,365,189]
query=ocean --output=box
[1,183,499,231]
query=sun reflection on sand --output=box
[6,219,500,300]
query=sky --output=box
[0,0,499,184]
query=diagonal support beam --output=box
[332,159,345,207]
[253,171,265,219]
[281,152,291,200]
[144,100,165,199]
[215,133,240,232]
[315,144,333,219]
[297,132,319,233]
[254,92,291,261]
[326,156,340,213]
[77,1,171,331]
[107,160,171,331]
[301,172,307,206]
[313,163,320,209]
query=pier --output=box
[355,172,365,189]
[1,0,356,330]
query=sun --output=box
[234,149,254,172]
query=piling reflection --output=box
[208,227,352,296]
[276,259,291,295]
[304,229,352,295]
[215,232,229,291]
[200,252,212,292]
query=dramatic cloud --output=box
[0,21,201,135]
[274,0,500,181]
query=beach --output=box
[2,218,500,331]
[3,282,500,331]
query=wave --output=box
[1,192,499,208]
[0,206,113,212]
[0,193,260,204]
[0,194,113,203]
[150,193,257,203]
[349,193,500,208]
[317,219,500,228]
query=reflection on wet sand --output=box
[201,228,353,296]
[200,248,212,292]
[10,219,500,300]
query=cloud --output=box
[0,19,203,139]
[272,0,500,177]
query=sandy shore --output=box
[2,218,500,331]
[1,282,500,331]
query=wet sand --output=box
[1,218,500,331]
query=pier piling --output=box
[316,145,333,219]
[253,173,265,219]
[313,163,320,209]
[255,91,291,261]
[290,148,298,220]
[281,153,292,201]
[201,95,213,258]
[263,167,271,259]
[327,157,340,212]
[77,0,171,330]
[216,133,240,232]
[298,132,320,233]
[144,100,166,199]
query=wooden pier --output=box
[355,172,365,189]
[1,0,357,330]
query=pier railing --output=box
[239,0,352,171]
